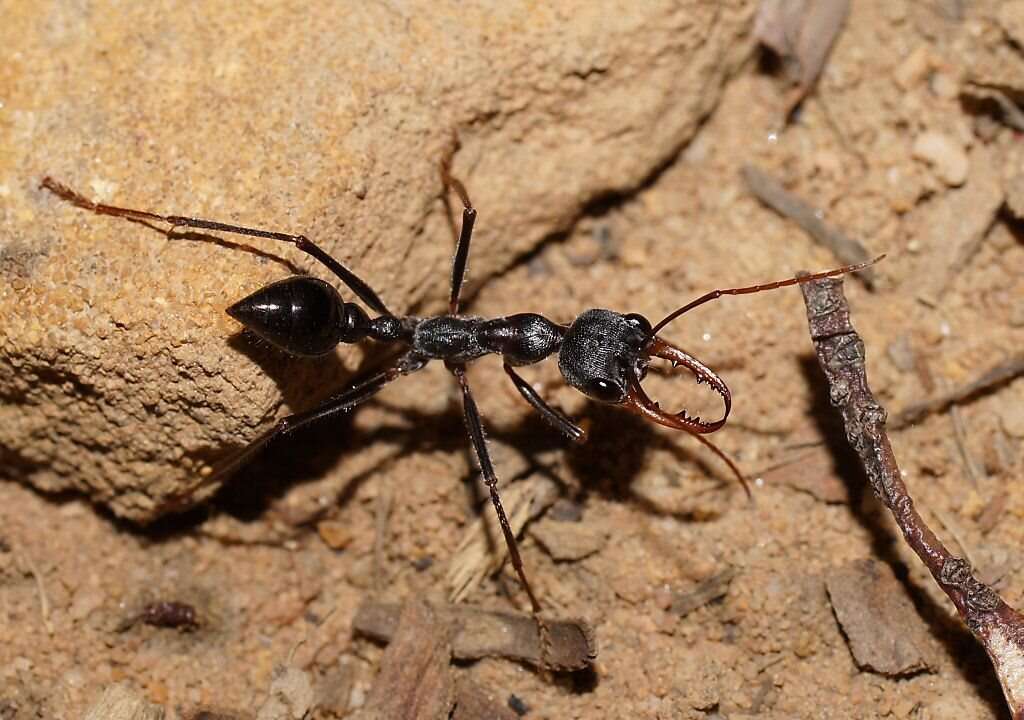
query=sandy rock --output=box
[912,131,969,187]
[1,1,755,522]
[998,2,1024,49]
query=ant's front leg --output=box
[504,364,586,443]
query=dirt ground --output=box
[4,2,1024,719]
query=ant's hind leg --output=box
[440,158,477,315]
[40,176,391,316]
[161,356,424,513]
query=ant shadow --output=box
[797,355,1006,717]
[197,380,737,535]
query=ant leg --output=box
[439,160,477,315]
[40,176,391,316]
[503,364,586,443]
[450,364,543,616]
[166,354,426,510]
[649,255,884,336]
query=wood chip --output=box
[354,601,596,672]
[825,559,937,676]
[670,568,736,617]
[353,602,455,720]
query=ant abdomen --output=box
[227,276,365,357]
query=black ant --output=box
[40,173,878,623]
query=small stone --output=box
[530,518,607,562]
[894,46,931,90]
[997,388,1024,438]
[912,131,969,187]
[315,520,353,550]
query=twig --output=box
[800,276,1024,720]
[741,164,877,288]
[354,600,596,672]
[373,487,392,597]
[949,403,982,488]
[890,354,1024,429]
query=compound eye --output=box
[623,313,652,336]
[585,377,626,403]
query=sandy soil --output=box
[3,2,1024,719]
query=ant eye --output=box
[585,378,626,403]
[623,313,652,335]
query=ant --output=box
[40,172,877,625]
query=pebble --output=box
[912,131,969,187]
[998,390,1024,438]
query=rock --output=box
[912,131,969,187]
[1005,172,1024,220]
[1,2,756,522]
[530,516,608,562]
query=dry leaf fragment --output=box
[755,0,851,110]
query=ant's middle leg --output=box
[450,364,543,616]
[40,176,390,316]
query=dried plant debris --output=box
[447,476,559,603]
[740,164,876,288]
[83,684,165,720]
[351,601,455,720]
[754,0,851,112]
[757,449,850,503]
[826,559,937,676]
[801,275,1024,719]
[891,353,1024,429]
[255,665,314,720]
[354,600,596,672]
[669,568,736,618]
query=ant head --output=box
[558,309,650,403]
[227,276,368,357]
[558,308,731,434]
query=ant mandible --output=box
[40,171,878,620]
